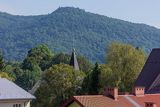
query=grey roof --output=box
[0,78,35,100]
[70,49,79,70]
[134,48,160,93]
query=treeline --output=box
[0,42,146,107]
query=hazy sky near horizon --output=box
[0,0,160,28]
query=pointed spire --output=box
[70,48,79,70]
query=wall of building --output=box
[0,100,31,107]
[68,101,81,107]
[24,101,30,107]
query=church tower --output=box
[70,49,79,70]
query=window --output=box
[13,104,21,107]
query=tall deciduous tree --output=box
[105,42,146,91]
[22,44,54,71]
[18,44,53,90]
[99,64,112,92]
[34,64,85,107]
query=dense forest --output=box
[0,7,160,63]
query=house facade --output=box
[0,78,35,107]
[0,100,30,107]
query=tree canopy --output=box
[0,42,147,106]
[34,64,85,107]
[22,44,53,71]
[15,44,53,90]
[105,42,146,91]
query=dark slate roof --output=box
[69,49,79,70]
[135,48,160,93]
[0,78,35,100]
[147,74,160,93]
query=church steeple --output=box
[70,49,79,70]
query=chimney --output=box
[133,87,145,96]
[145,102,156,107]
[104,87,118,100]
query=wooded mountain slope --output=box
[0,7,160,62]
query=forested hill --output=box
[0,7,160,63]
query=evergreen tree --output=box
[88,62,100,94]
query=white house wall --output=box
[0,100,31,107]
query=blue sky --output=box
[0,0,159,28]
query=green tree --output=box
[77,56,93,73]
[0,52,5,71]
[22,44,53,71]
[0,72,14,80]
[99,64,112,92]
[4,64,16,80]
[80,72,90,94]
[34,64,85,107]
[105,42,146,91]
[14,67,25,88]
[18,44,53,90]
[49,53,70,66]
[0,53,16,80]
[15,64,42,90]
[88,62,100,94]
[49,53,93,73]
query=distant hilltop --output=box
[0,7,160,63]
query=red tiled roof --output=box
[62,94,160,107]
[129,94,160,107]
[73,95,128,107]
[117,94,160,107]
